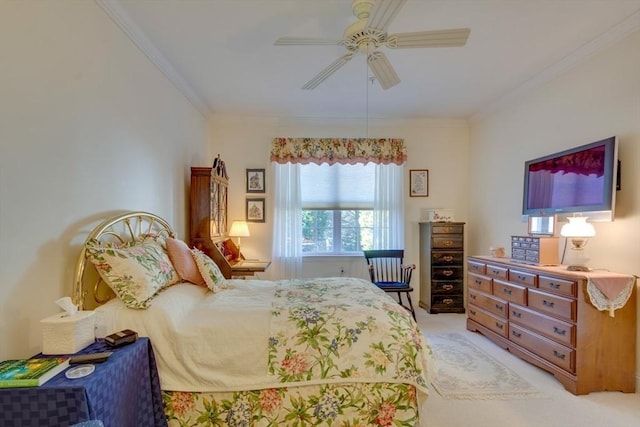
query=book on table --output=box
[0,357,69,388]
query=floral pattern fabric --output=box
[267,278,429,393]
[271,137,407,165]
[85,238,179,309]
[191,248,227,292]
[163,382,422,426]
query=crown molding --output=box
[95,0,211,118]
[471,9,640,124]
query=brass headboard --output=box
[72,211,176,310]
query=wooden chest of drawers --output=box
[419,222,465,313]
[466,255,636,395]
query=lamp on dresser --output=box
[560,215,595,271]
[229,220,250,261]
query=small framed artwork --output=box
[246,198,265,223]
[410,169,429,197]
[246,168,265,193]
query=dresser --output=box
[466,255,636,395]
[419,222,465,313]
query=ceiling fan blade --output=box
[302,53,354,90]
[274,37,343,46]
[386,28,470,48]
[366,0,408,31]
[367,51,400,90]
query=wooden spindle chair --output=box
[363,249,416,320]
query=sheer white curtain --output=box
[373,163,405,249]
[271,162,303,279]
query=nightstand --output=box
[0,338,166,427]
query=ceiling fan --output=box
[274,0,470,90]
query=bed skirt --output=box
[163,382,424,426]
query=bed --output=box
[73,211,432,426]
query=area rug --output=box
[425,332,547,400]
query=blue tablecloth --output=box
[0,337,167,427]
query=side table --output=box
[0,337,166,427]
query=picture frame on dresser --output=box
[246,168,265,193]
[409,169,429,197]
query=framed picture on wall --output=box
[246,168,265,193]
[246,198,265,223]
[410,169,429,197]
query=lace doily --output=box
[587,278,635,317]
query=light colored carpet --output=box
[426,332,547,400]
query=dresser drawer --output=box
[432,266,463,280]
[493,279,527,305]
[432,251,463,266]
[467,260,485,274]
[432,281,464,295]
[509,303,575,347]
[485,264,508,279]
[432,224,464,235]
[509,324,575,373]
[538,275,577,298]
[431,295,464,311]
[509,269,537,288]
[432,236,463,249]
[468,305,508,338]
[528,289,576,322]
[468,272,492,294]
[469,289,508,318]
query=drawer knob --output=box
[553,350,566,360]
[517,275,526,281]
[470,309,476,315]
[444,240,453,247]
[512,311,522,318]
[549,282,561,289]
[443,298,453,305]
[503,288,512,295]
[495,304,504,311]
[553,327,567,336]
[470,293,477,299]
[495,322,504,329]
[491,269,499,275]
[475,279,481,285]
[442,284,454,291]
[443,256,453,262]
[512,331,522,338]
[442,270,454,277]
[543,300,555,308]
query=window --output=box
[301,163,375,254]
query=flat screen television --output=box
[522,136,619,221]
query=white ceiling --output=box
[104,0,640,120]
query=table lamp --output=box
[560,215,595,271]
[229,220,250,260]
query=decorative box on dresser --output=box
[466,255,636,395]
[419,222,465,313]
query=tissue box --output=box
[41,311,95,355]
[425,209,456,222]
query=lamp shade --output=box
[229,220,250,238]
[560,216,595,238]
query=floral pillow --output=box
[85,238,180,309]
[191,248,227,292]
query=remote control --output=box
[69,351,113,365]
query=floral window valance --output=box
[271,137,407,165]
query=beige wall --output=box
[208,116,469,289]
[0,2,209,359]
[469,30,640,386]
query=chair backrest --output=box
[363,249,407,284]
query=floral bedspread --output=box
[268,277,430,394]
